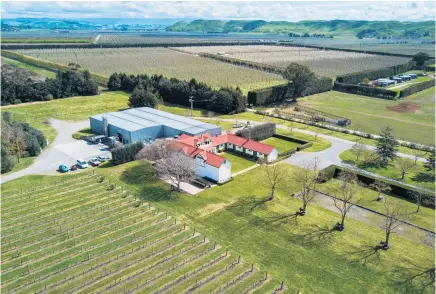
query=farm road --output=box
[1,119,90,184]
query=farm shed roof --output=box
[91,107,219,134]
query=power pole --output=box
[189,96,194,117]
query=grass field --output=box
[1,38,91,43]
[3,157,35,175]
[219,152,257,174]
[293,89,436,145]
[261,137,301,153]
[175,45,411,78]
[1,91,130,143]
[92,160,435,294]
[1,56,56,79]
[13,47,286,93]
[316,178,435,231]
[340,149,435,191]
[1,173,279,293]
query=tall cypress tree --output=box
[424,148,435,171]
[376,127,398,165]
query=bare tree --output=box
[332,171,361,231]
[288,121,294,134]
[215,117,221,126]
[9,125,27,163]
[380,198,410,250]
[155,152,197,192]
[395,157,415,180]
[351,142,367,162]
[408,190,429,213]
[137,139,197,192]
[370,180,391,201]
[293,158,321,215]
[413,150,426,165]
[207,111,215,122]
[262,162,287,201]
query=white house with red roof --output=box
[177,133,278,183]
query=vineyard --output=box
[1,173,281,294]
[174,45,412,77]
[12,47,286,93]
[95,34,207,45]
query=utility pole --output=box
[189,96,194,117]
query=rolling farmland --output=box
[1,173,279,294]
[175,45,412,77]
[13,47,286,92]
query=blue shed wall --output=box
[90,117,105,135]
[130,125,164,142]
[107,125,132,144]
[163,126,183,138]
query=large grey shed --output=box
[90,107,221,144]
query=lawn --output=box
[261,137,300,153]
[1,56,56,79]
[316,178,435,231]
[3,156,35,175]
[340,149,435,191]
[295,89,435,145]
[218,152,257,174]
[72,127,94,140]
[94,160,435,294]
[1,91,130,143]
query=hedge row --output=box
[1,41,273,50]
[336,61,415,84]
[297,142,313,151]
[333,82,398,100]
[235,123,276,141]
[1,50,109,86]
[399,79,435,97]
[272,133,308,145]
[247,76,333,106]
[320,164,435,209]
[111,142,144,166]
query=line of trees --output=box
[1,112,47,173]
[107,73,246,114]
[1,63,98,106]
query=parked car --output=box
[58,164,69,173]
[232,123,243,128]
[76,159,88,169]
[70,164,78,171]
[88,158,101,166]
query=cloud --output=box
[1,1,435,21]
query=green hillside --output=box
[167,19,435,38]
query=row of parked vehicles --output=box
[58,156,109,173]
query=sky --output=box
[1,1,435,22]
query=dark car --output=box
[70,164,78,171]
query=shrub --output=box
[297,142,313,151]
[26,135,42,156]
[111,141,144,165]
[133,201,141,208]
[1,143,15,173]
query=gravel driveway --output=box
[1,119,110,184]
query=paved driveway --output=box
[1,119,111,184]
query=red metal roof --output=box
[242,140,275,155]
[196,151,226,168]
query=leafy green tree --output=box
[1,143,15,173]
[128,86,160,108]
[26,134,42,156]
[424,148,435,171]
[282,63,315,99]
[376,127,398,165]
[412,52,429,66]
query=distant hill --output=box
[167,19,436,39]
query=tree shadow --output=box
[412,172,435,183]
[120,162,176,202]
[393,261,435,294]
[301,224,337,245]
[250,212,300,228]
[345,244,384,266]
[228,196,270,216]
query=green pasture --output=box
[316,178,435,231]
[297,89,435,146]
[1,91,130,143]
[93,160,435,294]
[340,149,435,191]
